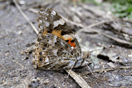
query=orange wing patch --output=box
[43,30,48,35]
[48,30,76,47]
[68,39,76,47]
[51,30,63,39]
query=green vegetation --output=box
[81,0,99,4]
[70,0,100,5]
[109,0,132,20]
[81,0,132,20]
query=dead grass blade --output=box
[66,69,91,88]
[13,0,38,34]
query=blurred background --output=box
[0,0,132,88]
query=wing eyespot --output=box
[39,52,42,55]
[43,48,45,50]
[39,58,43,61]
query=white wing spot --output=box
[51,10,56,15]
[40,11,49,16]
[45,22,49,27]
[53,36,57,43]
[45,17,47,20]
[39,20,42,23]
[52,49,58,56]
[60,19,65,25]
[39,25,43,29]
[53,19,65,28]
[62,34,74,40]
[45,56,49,63]
[48,40,52,44]
[71,46,74,50]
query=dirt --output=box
[0,0,132,88]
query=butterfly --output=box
[32,8,89,70]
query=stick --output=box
[76,20,114,34]
[66,69,91,88]
[81,66,132,76]
[82,29,132,47]
[13,0,38,34]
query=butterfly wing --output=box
[33,8,85,70]
[37,8,82,54]
[33,33,85,70]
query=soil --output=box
[0,0,132,88]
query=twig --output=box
[76,20,114,34]
[80,66,132,76]
[62,16,84,27]
[66,69,91,88]
[74,19,132,47]
[82,29,132,47]
[28,8,38,14]
[14,4,90,88]
[13,0,39,34]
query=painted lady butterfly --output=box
[32,8,89,70]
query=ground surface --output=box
[0,0,132,88]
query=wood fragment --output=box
[66,69,91,88]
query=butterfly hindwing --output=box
[33,33,84,70]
